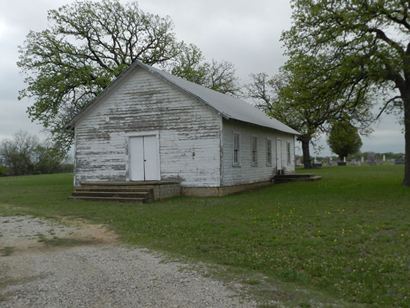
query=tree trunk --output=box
[404,97,410,187]
[300,136,312,169]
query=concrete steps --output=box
[74,186,154,192]
[70,196,146,203]
[72,183,154,203]
[80,181,177,186]
[72,180,181,202]
[72,191,151,198]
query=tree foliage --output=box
[18,0,181,150]
[328,121,363,161]
[18,0,238,151]
[282,0,410,184]
[247,54,373,168]
[33,143,68,174]
[167,44,240,95]
[0,132,38,176]
[0,131,67,176]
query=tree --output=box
[282,0,410,185]
[33,143,67,174]
[247,54,373,168]
[165,44,240,94]
[18,0,239,151]
[328,121,363,162]
[0,131,39,175]
[0,132,67,176]
[18,0,182,151]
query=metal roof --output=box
[69,60,299,135]
[138,62,299,135]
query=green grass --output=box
[0,247,14,257]
[0,166,409,306]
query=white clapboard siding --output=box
[221,119,295,186]
[75,67,222,187]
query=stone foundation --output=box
[182,181,272,197]
[152,183,181,200]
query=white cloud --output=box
[0,18,8,39]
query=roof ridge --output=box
[135,60,299,135]
[68,59,299,136]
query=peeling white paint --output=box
[221,119,295,186]
[74,67,296,188]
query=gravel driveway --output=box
[0,216,255,307]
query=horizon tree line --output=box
[16,0,409,186]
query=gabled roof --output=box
[68,60,299,135]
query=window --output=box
[251,136,258,165]
[266,139,272,166]
[287,142,291,165]
[233,133,240,166]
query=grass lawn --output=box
[0,165,409,306]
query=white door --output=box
[129,137,145,181]
[142,135,159,180]
[129,135,160,181]
[276,139,282,170]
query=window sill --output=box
[232,164,241,168]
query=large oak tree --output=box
[18,0,238,151]
[282,0,410,185]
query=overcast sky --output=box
[0,0,405,155]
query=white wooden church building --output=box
[68,61,299,196]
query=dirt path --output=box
[0,216,255,307]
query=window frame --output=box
[287,141,292,165]
[266,138,272,167]
[251,136,258,166]
[232,132,241,167]
[276,138,282,169]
